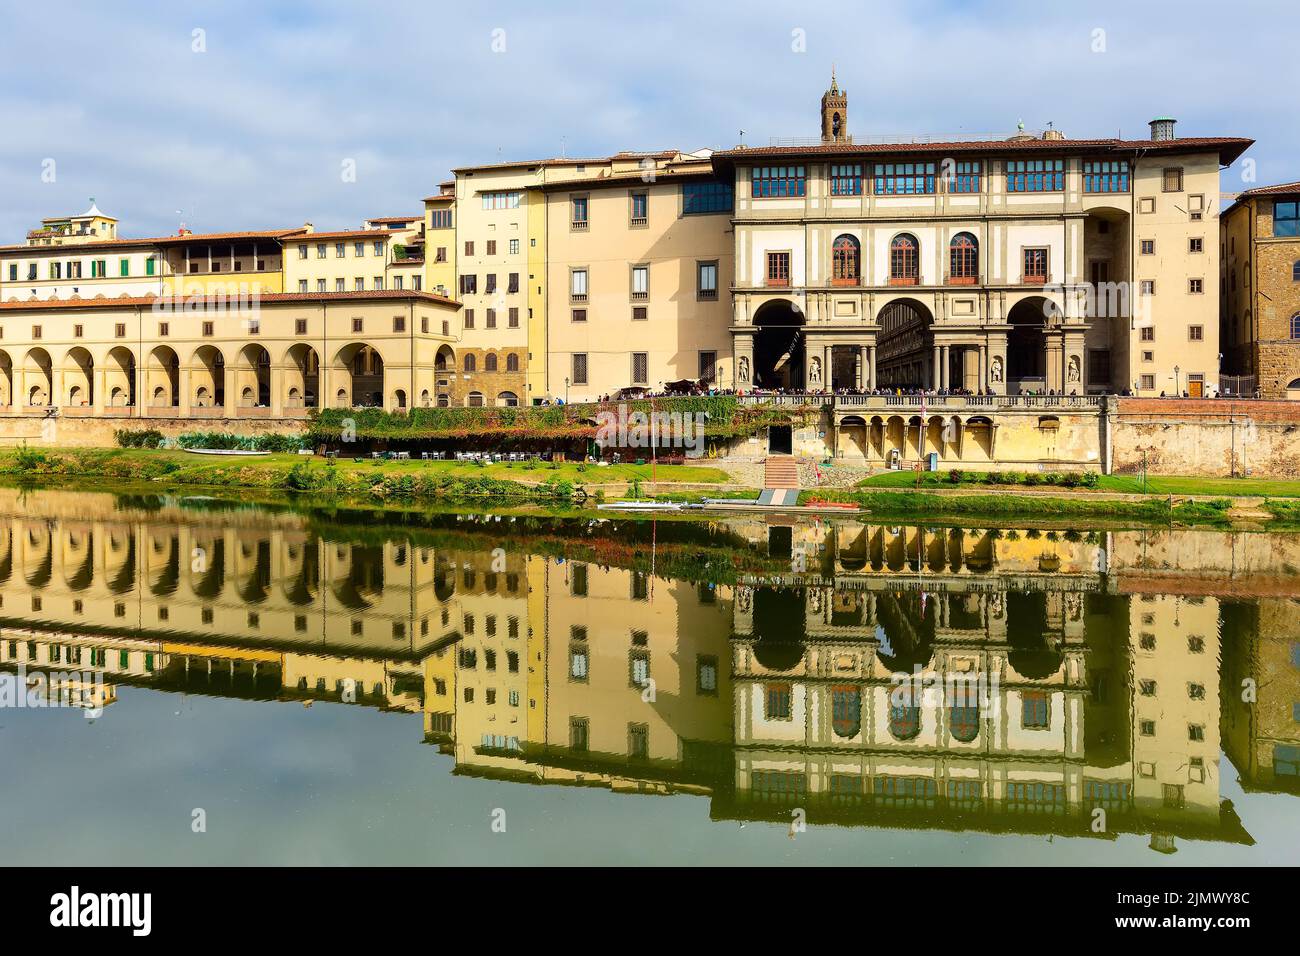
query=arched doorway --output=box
[0,350,11,406]
[64,347,94,406]
[333,343,384,408]
[752,299,805,389]
[191,345,225,407]
[1006,297,1059,393]
[284,343,319,409]
[147,346,179,408]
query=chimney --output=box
[303,221,315,234]
[1149,117,1177,142]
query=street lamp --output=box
[1174,365,1181,396]
[564,377,570,404]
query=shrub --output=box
[114,428,165,449]
[1080,472,1100,488]
[1004,471,1025,485]
[1024,473,1043,486]
[1061,472,1083,488]
[947,469,964,484]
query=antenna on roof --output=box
[739,129,745,146]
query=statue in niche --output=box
[809,357,822,385]
[1067,356,1081,383]
[989,356,1004,383]
[738,356,750,383]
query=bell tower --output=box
[820,68,848,144]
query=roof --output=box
[365,215,421,224]
[282,229,390,242]
[0,227,308,255]
[451,150,679,175]
[0,289,460,311]
[536,168,720,191]
[422,192,455,203]
[711,135,1254,167]
[1236,180,1300,198]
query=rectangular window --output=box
[1083,159,1129,193]
[1189,324,1203,340]
[31,325,41,339]
[631,265,649,299]
[507,272,519,293]
[628,724,649,760]
[1022,692,1050,729]
[699,350,717,382]
[1189,278,1203,294]
[374,241,383,257]
[766,251,791,287]
[697,656,718,694]
[630,191,648,224]
[486,240,496,256]
[572,353,588,385]
[119,258,130,277]
[1140,326,1155,342]
[146,257,156,276]
[1006,159,1064,192]
[352,317,363,333]
[569,718,589,751]
[829,163,863,196]
[1275,201,1300,238]
[372,276,383,290]
[435,247,447,262]
[459,274,477,295]
[316,279,326,293]
[486,308,496,329]
[295,318,307,335]
[632,306,648,321]
[480,191,522,210]
[508,307,519,328]
[873,161,936,195]
[1140,239,1155,255]
[751,165,807,198]
[464,309,475,329]
[508,238,519,255]
[1162,167,1184,192]
[1023,248,1049,283]
[335,278,345,292]
[74,324,84,338]
[316,244,327,259]
[570,268,588,301]
[1189,237,1203,253]
[698,260,718,299]
[571,308,587,323]
[949,160,982,193]
[485,273,497,294]
[354,241,365,256]
[298,279,308,293]
[335,242,346,258]
[115,323,126,338]
[632,352,648,384]
[1140,279,1155,295]
[571,195,588,228]
[354,278,364,291]
[297,246,308,260]
[765,683,792,721]
[1140,373,1156,389]
[202,321,214,337]
[682,180,733,214]
[393,316,406,333]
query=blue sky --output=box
[0,0,1295,240]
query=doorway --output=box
[768,425,792,455]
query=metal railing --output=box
[738,392,1105,410]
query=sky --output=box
[0,0,1296,240]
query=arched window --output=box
[890,234,919,285]
[831,686,861,738]
[485,353,498,372]
[467,391,484,407]
[1293,260,1300,281]
[463,354,476,372]
[888,689,921,740]
[496,391,519,407]
[506,352,519,372]
[831,235,860,285]
[949,232,978,283]
[1291,313,1300,339]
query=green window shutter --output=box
[120,259,129,277]
[146,257,155,276]
[119,650,129,668]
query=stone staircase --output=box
[759,455,801,506]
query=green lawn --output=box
[856,470,1300,498]
[0,447,729,486]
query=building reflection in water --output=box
[2,489,1299,851]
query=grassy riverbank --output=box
[802,488,1237,526]
[0,447,728,502]
[857,469,1300,498]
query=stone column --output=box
[179,367,193,416]
[941,345,950,390]
[824,344,833,391]
[868,346,877,390]
[931,346,940,389]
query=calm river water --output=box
[0,486,1296,865]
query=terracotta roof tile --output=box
[0,289,459,311]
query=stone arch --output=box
[146,345,179,409]
[63,346,94,407]
[104,346,137,407]
[283,343,320,409]
[496,391,519,407]
[332,342,384,409]
[0,349,11,406]
[1006,296,1062,393]
[24,347,53,406]
[190,344,226,407]
[752,298,805,389]
[234,343,271,408]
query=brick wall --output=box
[1114,397,1300,476]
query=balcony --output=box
[571,220,589,231]
[831,276,860,287]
